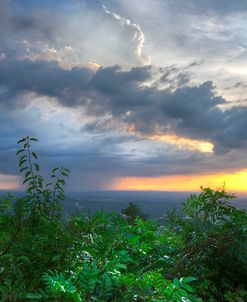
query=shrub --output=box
[0,137,246,301]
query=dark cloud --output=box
[1,55,247,156]
[87,66,247,154]
[0,58,93,106]
[90,65,151,94]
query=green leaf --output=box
[181,283,194,293]
[26,187,34,193]
[20,166,28,173]
[16,148,25,155]
[32,152,38,159]
[23,177,33,184]
[17,138,26,144]
[58,194,65,200]
[17,255,31,265]
[30,137,38,141]
[25,171,31,178]
[34,163,40,172]
[51,255,61,262]
[19,158,27,166]
[173,278,180,289]
[19,155,27,161]
[181,277,197,283]
[58,187,64,194]
[58,179,65,185]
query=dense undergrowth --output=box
[0,137,247,301]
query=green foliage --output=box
[0,137,246,301]
[183,186,236,224]
[176,187,247,300]
[17,136,70,219]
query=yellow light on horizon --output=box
[111,170,247,193]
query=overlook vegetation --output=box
[0,137,247,301]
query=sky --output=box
[1,0,247,192]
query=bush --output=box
[0,137,246,301]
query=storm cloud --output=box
[1,0,247,190]
[1,56,246,155]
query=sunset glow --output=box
[0,174,19,191]
[112,170,247,192]
[126,124,214,153]
[150,134,214,153]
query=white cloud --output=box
[101,3,147,63]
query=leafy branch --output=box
[16,136,70,219]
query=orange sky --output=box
[111,170,247,193]
[1,171,247,194]
[0,174,20,191]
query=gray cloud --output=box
[1,56,247,155]
[0,58,93,106]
